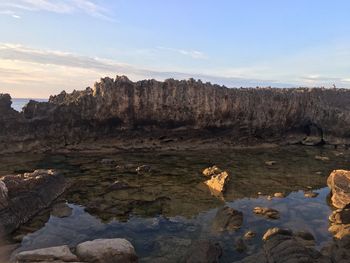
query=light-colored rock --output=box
[202,166,221,177]
[253,207,280,219]
[315,155,330,161]
[327,170,350,209]
[265,161,277,166]
[304,191,319,198]
[243,230,256,240]
[76,238,137,263]
[15,245,78,262]
[273,192,285,198]
[204,171,229,194]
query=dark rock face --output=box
[238,228,330,263]
[212,206,243,232]
[1,76,350,153]
[183,240,222,263]
[0,170,67,236]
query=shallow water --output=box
[1,146,350,262]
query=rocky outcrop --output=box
[0,170,67,236]
[327,170,350,209]
[1,76,350,153]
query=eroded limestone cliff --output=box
[1,75,350,153]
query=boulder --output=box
[253,207,280,219]
[212,206,243,232]
[15,245,78,262]
[237,228,330,263]
[0,170,67,236]
[76,238,138,263]
[273,192,285,198]
[51,202,73,218]
[182,240,222,263]
[327,170,350,209]
[204,171,229,195]
[328,205,350,239]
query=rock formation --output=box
[327,170,350,209]
[0,170,67,237]
[1,76,350,153]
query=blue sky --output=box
[0,0,349,98]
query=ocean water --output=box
[11,98,48,112]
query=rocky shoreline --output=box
[1,76,350,154]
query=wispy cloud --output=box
[156,46,208,60]
[0,0,114,21]
[0,43,291,98]
[0,10,21,19]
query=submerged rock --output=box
[243,230,256,240]
[51,202,72,218]
[76,238,138,263]
[0,170,67,237]
[212,206,243,232]
[304,191,319,198]
[265,161,277,166]
[136,165,152,174]
[183,240,222,263]
[315,155,330,161]
[327,170,350,209]
[253,207,280,219]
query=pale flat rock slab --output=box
[76,238,138,263]
[15,245,78,262]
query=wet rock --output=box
[51,202,72,218]
[75,238,138,263]
[15,245,78,262]
[0,170,67,237]
[0,180,8,209]
[136,165,151,174]
[295,231,316,247]
[327,170,350,209]
[204,171,229,195]
[234,238,247,253]
[202,166,222,177]
[304,191,319,198]
[212,206,243,232]
[253,207,280,219]
[101,159,115,165]
[273,192,285,198]
[329,207,350,224]
[183,240,222,263]
[238,228,330,263]
[243,230,256,240]
[315,155,330,161]
[326,235,350,262]
[265,161,277,166]
[0,244,19,263]
[108,180,130,190]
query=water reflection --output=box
[1,146,349,262]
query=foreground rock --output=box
[182,240,222,263]
[202,166,222,177]
[76,238,138,263]
[237,228,330,263]
[212,206,243,232]
[2,77,350,154]
[13,238,138,263]
[327,170,350,209]
[15,245,78,262]
[0,170,67,236]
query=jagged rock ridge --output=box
[1,75,350,153]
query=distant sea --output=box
[12,98,48,112]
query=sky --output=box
[0,0,350,98]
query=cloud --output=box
[0,43,294,98]
[156,46,208,59]
[0,0,114,21]
[0,10,21,19]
